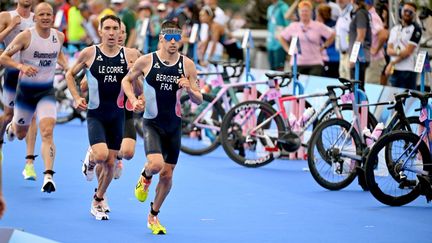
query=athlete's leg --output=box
[152,162,175,212]
[25,116,38,164]
[95,149,116,199]
[119,137,136,160]
[22,116,38,180]
[39,118,55,171]
[0,106,14,144]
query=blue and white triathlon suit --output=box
[13,27,61,126]
[2,10,35,108]
[142,52,184,164]
[85,45,128,150]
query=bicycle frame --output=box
[188,78,281,132]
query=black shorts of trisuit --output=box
[87,109,125,150]
[123,109,136,140]
[143,119,181,164]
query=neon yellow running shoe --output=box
[147,215,167,235]
[22,163,37,180]
[135,176,151,202]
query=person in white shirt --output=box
[335,0,352,79]
[385,2,422,90]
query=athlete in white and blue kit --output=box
[66,15,138,221]
[122,20,203,234]
[0,2,68,193]
[0,0,39,181]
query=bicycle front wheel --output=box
[220,100,285,168]
[307,118,362,190]
[365,131,430,206]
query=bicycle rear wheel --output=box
[365,131,430,206]
[220,100,285,167]
[180,93,225,155]
[307,118,362,190]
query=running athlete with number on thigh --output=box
[122,20,202,235]
[0,2,68,193]
[0,0,39,181]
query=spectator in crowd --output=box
[317,3,339,78]
[199,5,243,62]
[267,0,290,71]
[278,0,335,76]
[386,2,422,90]
[79,3,100,45]
[132,1,160,53]
[365,0,388,85]
[88,0,115,31]
[314,0,341,21]
[111,0,136,48]
[68,0,86,49]
[54,0,70,46]
[348,0,371,89]
[335,0,352,79]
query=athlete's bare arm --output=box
[66,46,93,111]
[0,30,36,76]
[0,12,19,43]
[122,54,151,112]
[179,57,203,105]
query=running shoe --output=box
[90,202,109,220]
[82,147,96,181]
[41,174,56,193]
[94,188,110,213]
[134,175,151,202]
[5,122,15,142]
[22,163,37,180]
[113,160,123,180]
[147,215,167,235]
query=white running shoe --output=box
[113,160,123,180]
[82,147,96,181]
[94,188,110,213]
[91,202,109,220]
[5,122,15,142]
[41,174,56,193]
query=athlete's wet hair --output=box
[100,15,121,29]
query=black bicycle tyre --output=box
[180,93,225,155]
[220,100,285,168]
[307,118,363,190]
[364,131,429,206]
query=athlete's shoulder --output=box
[124,47,141,60]
[182,55,196,70]
[79,45,96,59]
[54,29,65,41]
[0,11,12,27]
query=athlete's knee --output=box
[159,169,173,183]
[39,126,54,141]
[15,129,28,140]
[92,149,109,164]
[121,148,134,160]
[147,157,164,173]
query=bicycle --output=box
[179,61,298,156]
[219,78,378,168]
[364,90,432,206]
[307,80,421,191]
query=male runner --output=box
[80,22,141,213]
[66,15,138,220]
[122,20,202,234]
[0,0,38,181]
[0,2,68,193]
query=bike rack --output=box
[286,36,306,160]
[241,29,257,101]
[138,18,150,54]
[350,41,368,131]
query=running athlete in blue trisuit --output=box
[122,20,203,234]
[0,0,39,181]
[79,22,141,213]
[66,15,138,221]
[0,2,68,193]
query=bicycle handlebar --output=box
[264,71,296,88]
